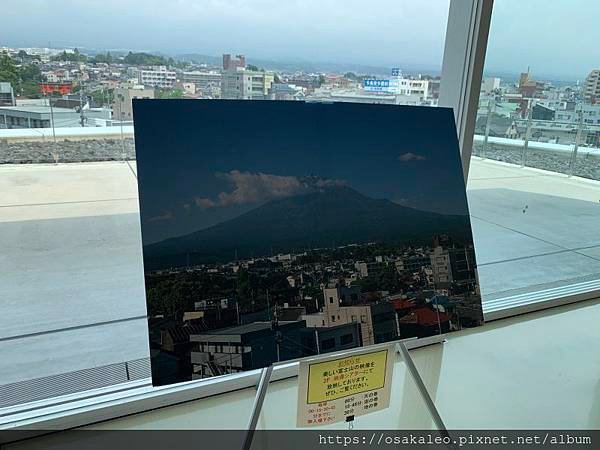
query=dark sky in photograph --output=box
[134,100,469,244]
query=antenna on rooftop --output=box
[78,76,86,127]
[45,90,58,162]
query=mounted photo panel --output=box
[133,100,483,386]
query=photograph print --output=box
[133,100,484,386]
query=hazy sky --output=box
[134,100,469,244]
[4,0,449,70]
[3,0,597,79]
[484,0,600,81]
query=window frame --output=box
[439,0,494,180]
[441,0,600,321]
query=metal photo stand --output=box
[240,339,449,450]
[241,365,274,450]
[396,341,448,434]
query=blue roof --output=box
[429,295,451,306]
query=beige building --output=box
[178,82,196,95]
[302,287,375,346]
[430,244,477,287]
[584,69,600,104]
[112,87,155,122]
[183,71,222,97]
[221,68,275,100]
[430,245,452,284]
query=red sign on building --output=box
[39,83,73,95]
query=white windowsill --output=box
[0,336,443,433]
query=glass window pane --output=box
[468,0,600,314]
[1,0,452,408]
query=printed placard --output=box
[297,346,394,427]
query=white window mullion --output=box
[439,0,494,179]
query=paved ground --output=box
[467,157,600,301]
[2,156,600,404]
[0,162,148,391]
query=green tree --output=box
[19,62,42,97]
[20,82,40,97]
[92,52,113,64]
[236,268,251,308]
[354,276,379,293]
[90,88,114,107]
[378,264,400,292]
[0,52,20,88]
[156,88,184,99]
[0,53,42,96]
[51,48,88,63]
[123,51,170,66]
[174,60,191,70]
[19,63,41,83]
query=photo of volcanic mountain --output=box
[133,100,483,386]
[144,182,472,269]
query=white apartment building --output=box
[221,68,275,100]
[394,78,430,98]
[481,77,501,93]
[555,103,600,125]
[138,66,176,88]
[309,89,430,106]
[44,70,72,83]
[363,74,430,99]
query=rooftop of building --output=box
[398,307,450,326]
[191,321,300,337]
[0,124,134,141]
[0,105,77,114]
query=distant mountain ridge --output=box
[143,186,471,270]
[176,53,440,77]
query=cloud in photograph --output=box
[195,170,302,208]
[148,211,174,222]
[194,170,345,209]
[194,197,217,209]
[398,152,427,162]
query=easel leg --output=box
[242,365,274,450]
[397,342,449,434]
